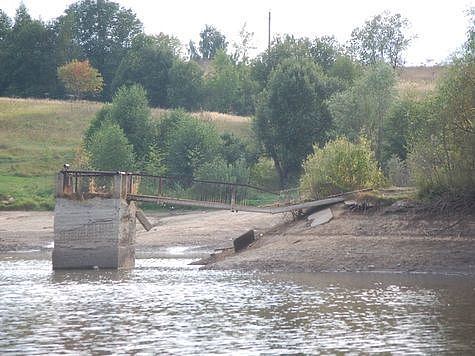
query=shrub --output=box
[250,157,280,190]
[386,155,411,187]
[88,120,136,171]
[166,116,221,177]
[407,57,474,197]
[300,137,385,199]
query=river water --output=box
[1,256,474,355]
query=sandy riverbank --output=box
[1,205,474,274]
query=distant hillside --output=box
[0,97,252,209]
[397,65,447,94]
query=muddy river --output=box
[1,255,474,354]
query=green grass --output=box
[0,97,253,210]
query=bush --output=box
[300,137,385,199]
[88,120,136,171]
[166,115,221,177]
[250,157,280,190]
[407,57,474,197]
[386,155,411,187]
[193,158,252,203]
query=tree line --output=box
[0,1,411,114]
[1,1,473,203]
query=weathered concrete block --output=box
[53,197,136,269]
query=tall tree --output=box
[167,60,204,110]
[204,51,258,115]
[0,4,58,97]
[198,25,227,60]
[328,62,396,163]
[348,11,412,68]
[231,22,255,64]
[0,9,12,42]
[112,34,175,107]
[255,58,334,187]
[63,0,143,98]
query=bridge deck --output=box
[127,194,345,214]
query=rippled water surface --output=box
[1,257,474,354]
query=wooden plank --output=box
[136,209,153,231]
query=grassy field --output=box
[397,65,447,95]
[0,97,252,210]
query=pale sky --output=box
[1,0,473,65]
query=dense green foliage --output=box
[255,58,334,187]
[328,62,396,163]
[300,137,385,199]
[1,1,473,210]
[348,11,412,68]
[88,120,136,171]
[408,56,475,196]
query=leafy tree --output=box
[191,24,228,60]
[408,56,474,196]
[63,0,143,98]
[252,35,343,90]
[109,84,152,158]
[167,59,204,110]
[252,35,312,89]
[328,62,396,163]
[309,36,342,71]
[466,7,475,56]
[84,105,113,144]
[0,4,58,97]
[166,115,221,177]
[0,10,11,41]
[348,11,412,68]
[112,34,175,107]
[329,55,362,86]
[57,59,104,99]
[204,51,258,115]
[254,58,334,187]
[88,120,136,171]
[231,22,255,64]
[199,25,227,60]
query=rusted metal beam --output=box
[127,194,344,214]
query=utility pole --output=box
[268,10,271,53]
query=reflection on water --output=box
[1,257,474,354]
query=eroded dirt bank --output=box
[1,206,474,274]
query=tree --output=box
[167,60,204,110]
[63,0,143,98]
[0,10,12,42]
[165,114,221,177]
[348,11,412,68]
[204,51,258,115]
[57,59,104,99]
[109,84,152,158]
[328,62,396,163]
[231,22,255,64]
[198,25,228,60]
[112,34,175,107]
[254,58,334,187]
[0,4,58,97]
[88,120,136,171]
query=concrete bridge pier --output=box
[52,172,137,270]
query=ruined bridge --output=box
[53,170,347,270]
